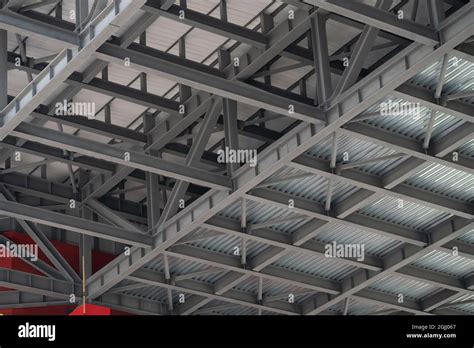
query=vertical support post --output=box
[144,113,161,235]
[310,13,332,106]
[260,12,274,34]
[76,0,89,31]
[79,171,93,280]
[260,13,274,99]
[343,297,350,315]
[219,48,239,177]
[423,0,446,150]
[102,66,111,124]
[222,98,239,177]
[330,132,338,169]
[163,255,173,312]
[326,132,338,211]
[178,37,191,102]
[0,27,7,112]
[220,0,227,22]
[55,1,63,19]
[240,198,247,266]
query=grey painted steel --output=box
[304,0,439,46]
[302,218,474,314]
[10,122,232,190]
[330,0,392,99]
[142,1,266,48]
[0,196,152,247]
[0,234,66,280]
[0,0,146,140]
[0,267,80,299]
[0,27,6,110]
[310,13,332,105]
[95,43,326,125]
[0,291,70,309]
[0,171,471,315]
[0,187,80,282]
[290,154,473,219]
[0,0,472,315]
[0,9,78,46]
[158,98,223,226]
[87,4,474,301]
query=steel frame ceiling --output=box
[0,0,472,316]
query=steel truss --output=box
[0,0,472,316]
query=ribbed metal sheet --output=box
[197,300,277,315]
[263,166,360,205]
[192,270,227,284]
[271,250,358,281]
[368,275,441,301]
[144,254,215,279]
[410,250,474,278]
[409,56,474,104]
[359,196,452,231]
[219,199,312,234]
[312,223,402,257]
[234,276,308,297]
[189,233,269,259]
[328,298,386,315]
[306,133,409,176]
[123,286,169,303]
[458,139,474,158]
[404,163,474,203]
[446,294,474,314]
[232,277,315,305]
[361,96,464,143]
[108,62,176,103]
[456,229,474,244]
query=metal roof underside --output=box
[0,0,472,316]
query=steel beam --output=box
[0,8,78,46]
[0,197,152,247]
[0,188,80,282]
[158,98,223,226]
[95,43,325,124]
[205,216,381,271]
[302,217,474,314]
[143,1,266,48]
[0,234,66,280]
[94,293,166,315]
[159,242,469,315]
[0,0,146,140]
[0,290,71,309]
[129,268,301,315]
[341,123,473,173]
[0,267,80,299]
[304,0,439,46]
[0,26,6,110]
[247,188,428,246]
[87,2,474,302]
[10,122,232,190]
[290,154,473,219]
[310,12,332,105]
[1,171,470,313]
[330,0,392,99]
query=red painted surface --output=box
[1,231,117,274]
[0,305,74,316]
[0,231,129,315]
[69,303,113,316]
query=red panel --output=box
[0,231,129,315]
[2,231,117,273]
[69,304,112,316]
[0,305,74,315]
